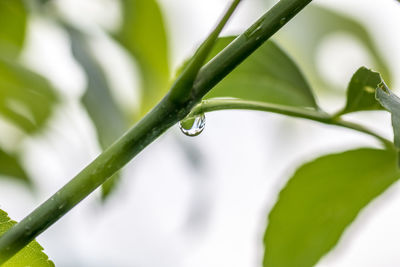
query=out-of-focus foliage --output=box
[0,0,27,57]
[0,57,57,133]
[0,209,54,266]
[115,0,170,117]
[0,148,29,184]
[63,0,171,198]
[276,5,391,92]
[65,25,127,199]
[0,0,57,187]
[264,148,400,267]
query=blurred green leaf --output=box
[341,67,383,114]
[0,148,29,184]
[375,81,400,148]
[264,148,400,267]
[0,56,58,133]
[116,0,169,117]
[204,37,318,108]
[276,5,391,91]
[0,0,27,57]
[65,26,127,200]
[0,209,54,266]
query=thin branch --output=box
[170,0,242,101]
[188,99,393,148]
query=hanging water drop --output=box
[179,113,206,137]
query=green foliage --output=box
[277,5,391,91]
[264,148,400,267]
[0,209,54,266]
[116,0,170,116]
[376,81,400,148]
[203,37,318,108]
[65,25,127,199]
[0,0,27,57]
[0,0,397,265]
[0,56,58,133]
[341,67,383,114]
[0,1,57,187]
[98,0,171,197]
[0,148,29,184]
[67,27,126,149]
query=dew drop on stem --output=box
[179,113,206,137]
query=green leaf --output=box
[0,56,58,133]
[276,5,391,91]
[0,0,27,57]
[65,26,127,199]
[116,0,170,117]
[341,67,383,114]
[203,37,317,108]
[264,148,400,267]
[0,209,54,266]
[375,81,400,148]
[0,148,30,184]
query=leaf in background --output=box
[375,81,400,148]
[0,148,29,185]
[341,67,383,114]
[116,0,169,117]
[276,5,391,91]
[65,26,127,200]
[264,148,400,267]
[0,56,58,133]
[204,37,318,108]
[0,209,54,266]
[0,0,27,57]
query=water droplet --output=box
[280,17,286,25]
[179,113,206,137]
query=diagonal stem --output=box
[0,0,313,263]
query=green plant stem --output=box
[188,99,393,148]
[0,0,313,263]
[169,0,242,102]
